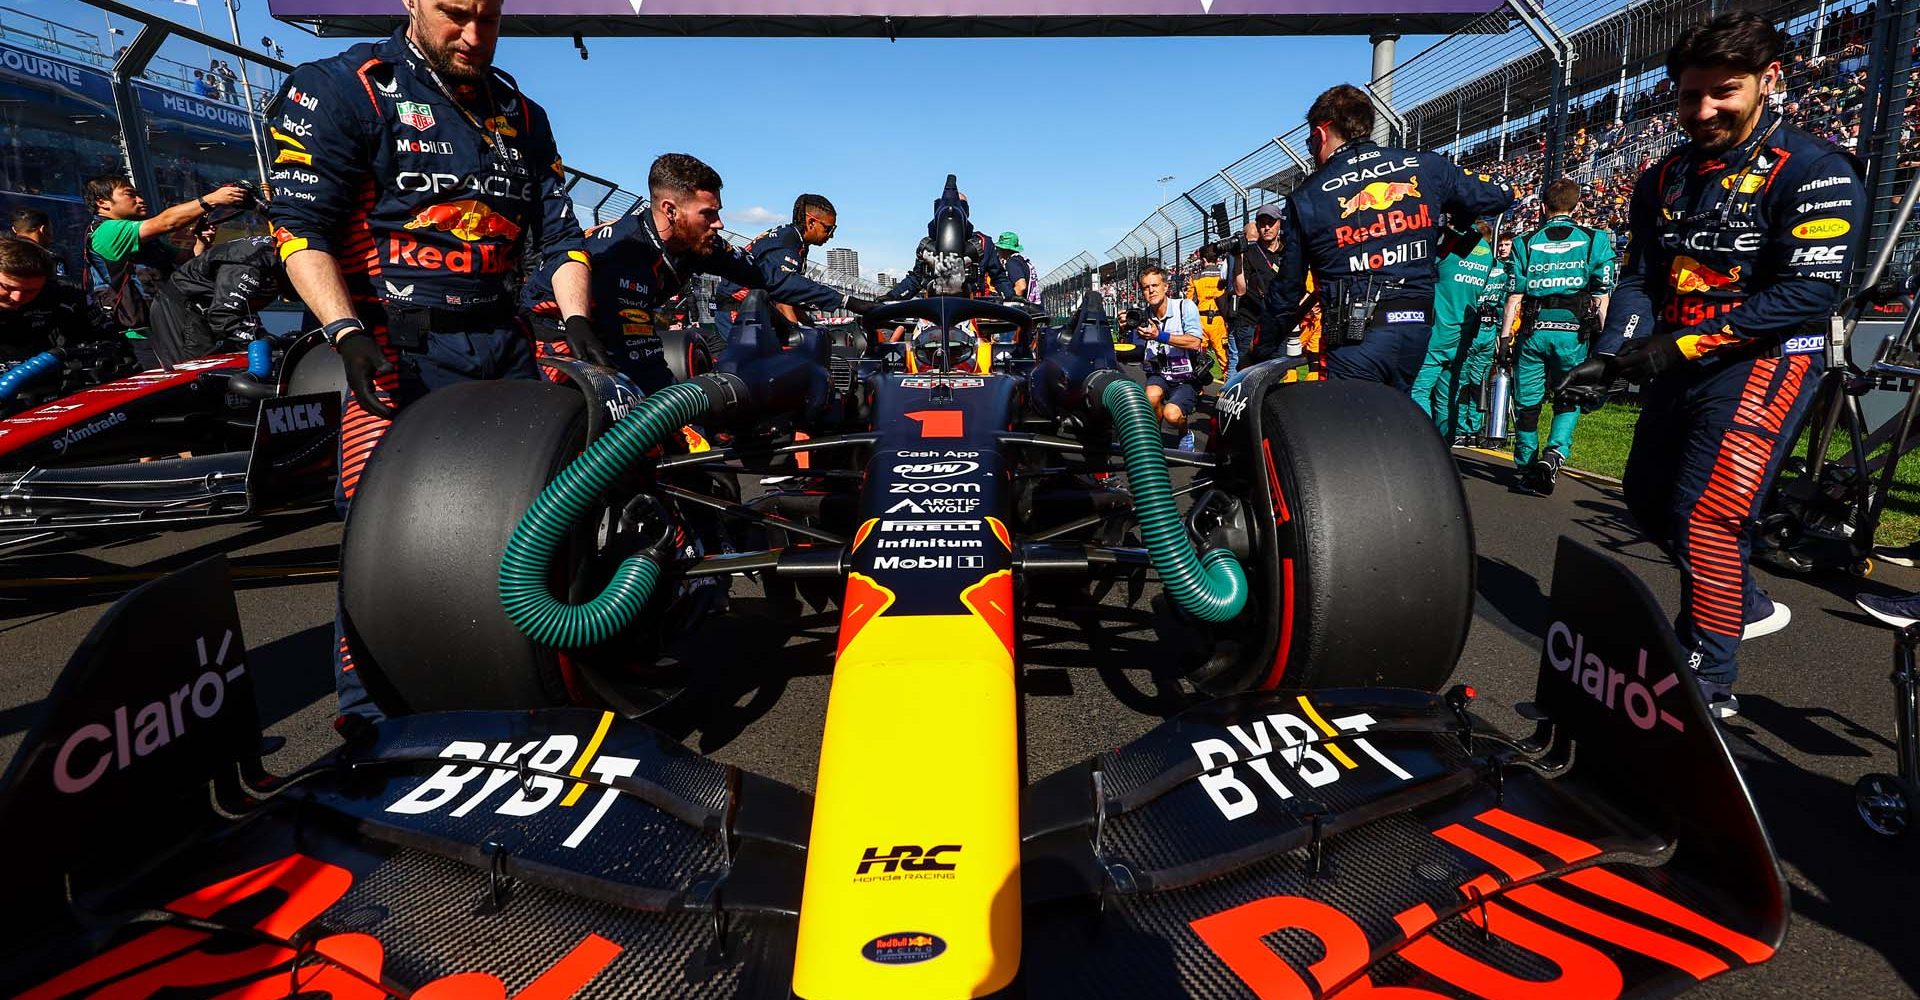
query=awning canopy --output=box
[270,0,1503,38]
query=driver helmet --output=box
[911,319,980,373]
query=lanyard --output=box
[405,38,512,166]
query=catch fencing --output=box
[1040,0,1920,305]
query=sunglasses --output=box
[805,215,837,236]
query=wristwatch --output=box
[322,317,367,346]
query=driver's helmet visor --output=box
[912,320,980,372]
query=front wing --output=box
[0,539,1784,998]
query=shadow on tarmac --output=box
[1724,723,1920,994]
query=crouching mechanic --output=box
[267,0,593,730]
[1266,84,1513,388]
[148,234,285,369]
[1557,11,1865,718]
[1504,178,1615,495]
[524,156,876,394]
[1134,264,1207,451]
[0,238,106,410]
[706,193,872,348]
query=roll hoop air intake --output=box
[1089,369,1248,623]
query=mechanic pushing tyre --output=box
[339,380,589,714]
[1206,376,1474,694]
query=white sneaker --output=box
[1875,541,1920,568]
[1743,600,1791,641]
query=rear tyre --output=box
[340,380,588,714]
[1220,378,1474,693]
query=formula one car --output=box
[0,332,344,540]
[0,296,1786,998]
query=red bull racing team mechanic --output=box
[523,155,876,393]
[265,0,593,729]
[1556,12,1866,718]
[1265,84,1514,387]
[707,194,866,344]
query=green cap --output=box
[995,231,1022,252]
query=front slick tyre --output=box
[340,379,589,715]
[1237,377,1475,693]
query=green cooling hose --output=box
[499,380,712,648]
[1103,378,1249,623]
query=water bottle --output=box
[1485,367,1512,441]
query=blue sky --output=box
[134,1,1409,278]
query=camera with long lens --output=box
[1203,200,1248,257]
[1203,235,1248,257]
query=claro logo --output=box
[1545,621,1687,732]
[53,630,247,794]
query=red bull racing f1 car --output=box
[0,296,1786,998]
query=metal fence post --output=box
[108,23,166,205]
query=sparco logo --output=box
[53,630,246,794]
[50,411,126,452]
[895,460,979,480]
[1545,621,1686,732]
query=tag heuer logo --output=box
[397,101,435,132]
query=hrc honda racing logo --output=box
[1545,620,1686,732]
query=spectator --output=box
[193,70,216,101]
[9,207,65,282]
[216,60,240,105]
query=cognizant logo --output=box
[1544,620,1686,732]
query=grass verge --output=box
[1487,400,1920,548]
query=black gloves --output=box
[844,295,879,316]
[334,328,396,419]
[1553,335,1686,412]
[562,314,610,368]
[1609,334,1684,384]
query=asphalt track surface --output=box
[2,449,1917,999]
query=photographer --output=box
[82,173,251,370]
[1230,205,1284,374]
[1133,265,1208,451]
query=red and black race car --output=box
[0,295,1786,998]
[0,333,344,540]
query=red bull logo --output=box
[403,200,522,242]
[1334,203,1432,248]
[1670,255,1741,294]
[1337,177,1420,218]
